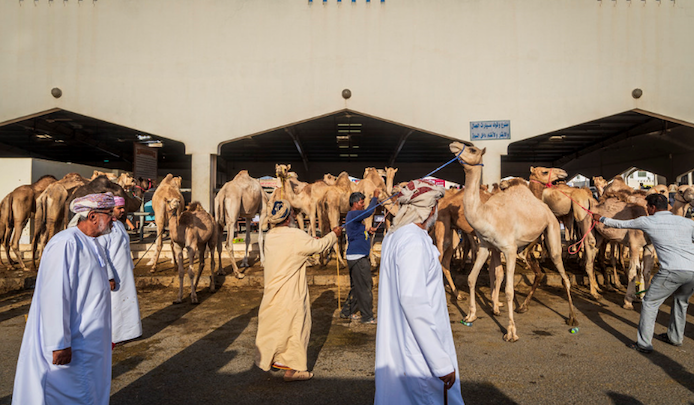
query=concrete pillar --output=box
[478,141,509,186]
[689,172,693,186]
[190,152,217,212]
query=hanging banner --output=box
[470,120,511,140]
[133,143,158,181]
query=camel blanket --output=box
[255,227,337,372]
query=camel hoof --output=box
[464,315,477,323]
[235,272,246,279]
[149,268,157,274]
[456,292,464,302]
[191,299,200,305]
[566,317,579,327]
[516,306,528,314]
[591,293,603,301]
[173,300,182,305]
[622,302,634,310]
[503,333,519,342]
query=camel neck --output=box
[528,180,544,200]
[462,165,483,216]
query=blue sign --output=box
[470,120,511,141]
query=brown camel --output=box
[591,196,654,309]
[671,185,694,216]
[273,165,324,237]
[214,170,267,278]
[450,141,578,342]
[0,175,57,269]
[355,167,388,267]
[319,171,355,266]
[168,201,222,304]
[432,186,493,301]
[65,175,142,224]
[31,173,89,269]
[148,174,185,273]
[528,167,605,300]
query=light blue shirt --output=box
[601,211,694,271]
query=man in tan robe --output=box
[256,200,343,382]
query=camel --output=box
[593,176,608,198]
[66,175,142,222]
[0,175,57,269]
[214,170,268,278]
[450,141,578,342]
[319,171,355,266]
[168,201,222,304]
[148,174,185,273]
[432,186,493,301]
[273,165,326,237]
[355,167,388,267]
[31,173,90,268]
[671,185,694,216]
[591,196,654,309]
[528,167,604,300]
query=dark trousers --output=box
[340,256,374,320]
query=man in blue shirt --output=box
[593,193,694,353]
[339,189,381,324]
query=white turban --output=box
[390,180,445,233]
[268,200,291,224]
[68,192,116,228]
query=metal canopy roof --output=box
[504,111,682,165]
[219,110,455,166]
[0,110,188,170]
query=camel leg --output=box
[489,249,504,316]
[466,233,478,264]
[364,216,377,268]
[187,246,199,304]
[544,223,579,327]
[436,219,463,301]
[502,249,519,342]
[173,244,185,304]
[208,242,217,292]
[611,243,624,290]
[582,230,602,300]
[464,246,490,323]
[241,220,251,268]
[517,243,543,314]
[223,218,245,279]
[147,218,166,272]
[9,219,28,270]
[623,243,642,310]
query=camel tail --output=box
[0,195,12,267]
[214,195,226,227]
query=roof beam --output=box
[553,119,678,167]
[285,127,309,173]
[389,129,414,167]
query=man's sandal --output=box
[628,343,653,354]
[655,333,682,347]
[283,370,314,382]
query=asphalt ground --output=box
[2,278,694,404]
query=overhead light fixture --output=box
[137,134,152,141]
[339,145,349,149]
[336,135,350,141]
[337,123,362,127]
[147,141,163,148]
[549,135,564,142]
[35,134,52,139]
[352,145,360,149]
[339,154,350,157]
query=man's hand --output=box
[53,348,72,365]
[332,226,343,238]
[439,370,456,390]
[374,189,381,199]
[109,279,116,291]
[369,227,378,234]
[591,213,602,222]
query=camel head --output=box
[166,198,181,215]
[529,166,567,185]
[684,186,694,204]
[323,173,337,185]
[363,167,377,179]
[385,167,398,178]
[449,141,485,167]
[117,173,136,191]
[275,164,290,179]
[647,185,669,196]
[593,176,607,193]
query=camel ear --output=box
[377,169,386,177]
[530,166,535,172]
[287,164,292,171]
[394,168,398,173]
[481,147,486,156]
[449,142,462,154]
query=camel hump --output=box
[187,201,204,212]
[233,170,250,180]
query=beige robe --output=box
[256,226,338,372]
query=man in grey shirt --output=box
[593,193,694,353]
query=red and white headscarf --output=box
[390,180,445,232]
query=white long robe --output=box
[375,223,464,405]
[256,227,337,372]
[99,220,142,344]
[12,227,112,405]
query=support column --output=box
[689,172,693,186]
[191,152,217,212]
[478,141,509,186]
